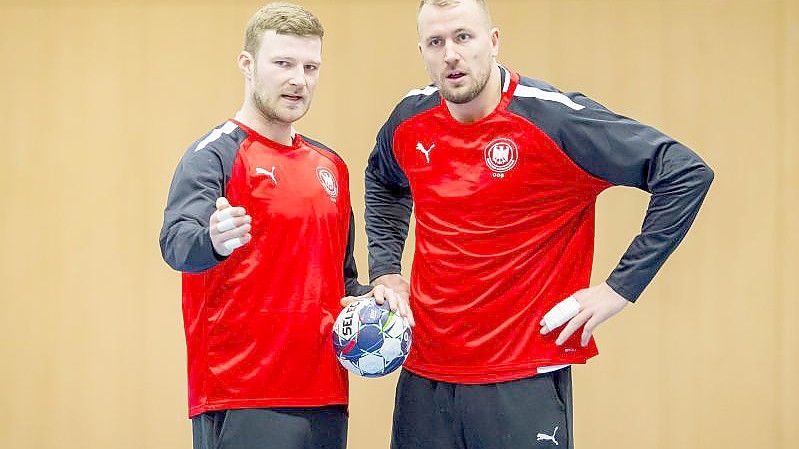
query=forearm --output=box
[160,218,223,273]
[606,142,714,301]
[364,169,413,282]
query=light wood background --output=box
[0,1,796,448]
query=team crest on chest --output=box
[316,167,338,201]
[484,138,519,176]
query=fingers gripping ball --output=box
[332,299,412,378]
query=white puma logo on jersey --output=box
[536,426,559,445]
[416,142,435,164]
[256,166,277,185]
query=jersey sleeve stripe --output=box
[404,85,439,98]
[194,120,239,152]
[513,85,585,111]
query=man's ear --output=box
[237,51,255,80]
[490,27,500,59]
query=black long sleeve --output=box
[344,210,374,296]
[364,89,438,282]
[159,124,244,272]
[510,79,714,301]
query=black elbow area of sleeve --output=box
[682,162,714,197]
[160,246,199,273]
[698,164,715,188]
[159,231,221,274]
[162,254,192,273]
[172,260,217,274]
[158,234,182,272]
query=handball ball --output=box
[332,298,412,377]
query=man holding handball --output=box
[159,3,403,448]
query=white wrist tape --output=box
[217,209,233,222]
[217,218,235,233]
[223,237,243,252]
[543,296,581,330]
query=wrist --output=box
[372,273,402,285]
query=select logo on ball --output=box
[332,299,412,378]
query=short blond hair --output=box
[418,0,489,12]
[244,3,324,56]
[419,0,486,7]
[418,0,492,26]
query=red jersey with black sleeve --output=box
[365,67,713,384]
[160,119,370,417]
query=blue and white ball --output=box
[332,298,412,377]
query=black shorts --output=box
[192,406,347,449]
[391,368,573,449]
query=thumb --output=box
[216,197,231,210]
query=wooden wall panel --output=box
[778,1,798,448]
[0,1,794,448]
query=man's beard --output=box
[252,90,308,124]
[439,64,492,104]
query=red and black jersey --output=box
[365,67,713,384]
[160,119,369,417]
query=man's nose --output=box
[288,66,307,87]
[443,40,460,65]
